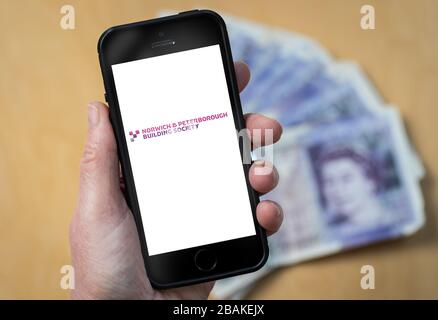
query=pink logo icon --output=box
[129,130,140,142]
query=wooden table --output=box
[0,0,437,299]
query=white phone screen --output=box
[112,45,256,256]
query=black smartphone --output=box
[98,9,268,289]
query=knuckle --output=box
[80,141,100,167]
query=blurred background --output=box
[0,0,437,299]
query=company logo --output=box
[129,130,140,142]
[127,112,229,143]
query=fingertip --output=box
[264,115,282,143]
[81,100,117,167]
[272,118,283,141]
[256,200,283,236]
[234,60,251,92]
[88,100,108,109]
[244,113,283,145]
[249,161,279,194]
[87,101,112,130]
[88,101,109,118]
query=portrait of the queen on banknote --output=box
[311,147,391,239]
[305,114,420,248]
[265,109,424,264]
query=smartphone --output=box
[97,9,268,288]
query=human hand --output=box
[70,61,283,299]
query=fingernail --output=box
[236,60,247,67]
[88,103,100,129]
[274,166,280,184]
[275,204,282,218]
[254,160,265,167]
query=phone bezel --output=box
[98,10,268,289]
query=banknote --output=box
[157,10,425,300]
[265,62,383,126]
[225,15,332,115]
[268,107,424,264]
[226,16,384,126]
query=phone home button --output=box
[194,249,217,272]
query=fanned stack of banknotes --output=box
[159,12,426,299]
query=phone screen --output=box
[112,44,256,256]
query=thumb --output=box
[75,101,124,221]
